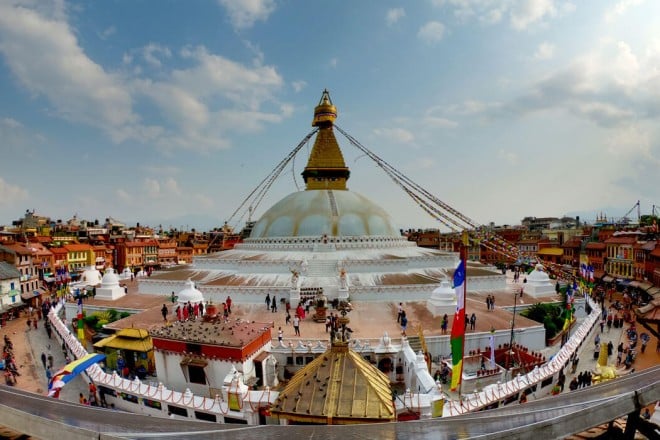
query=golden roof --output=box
[270,341,394,424]
[302,90,350,190]
[94,331,153,352]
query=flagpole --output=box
[458,231,468,398]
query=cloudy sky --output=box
[1,0,659,232]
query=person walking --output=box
[397,303,403,323]
[469,313,476,331]
[40,352,47,370]
[226,296,232,314]
[265,293,271,310]
[400,311,408,336]
[161,304,168,322]
[293,315,300,336]
[271,295,278,313]
[278,327,283,343]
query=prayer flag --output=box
[450,259,466,391]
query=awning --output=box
[646,287,660,297]
[43,276,56,283]
[180,357,208,368]
[1,302,24,313]
[93,334,153,352]
[20,290,41,301]
[602,275,614,283]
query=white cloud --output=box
[1,117,22,129]
[218,0,276,30]
[423,116,458,128]
[497,149,518,165]
[458,39,660,128]
[447,99,502,116]
[534,42,555,60]
[0,115,44,155]
[373,127,415,143]
[510,0,557,30]
[0,2,139,142]
[606,124,651,158]
[142,43,171,67]
[141,165,180,175]
[0,177,28,205]
[418,21,446,44]
[432,0,574,30]
[291,80,307,93]
[144,178,161,198]
[115,189,132,203]
[0,3,290,154]
[604,0,645,23]
[386,8,406,26]
[99,25,116,40]
[163,177,182,196]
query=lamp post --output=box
[507,290,519,373]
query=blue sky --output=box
[1,0,659,232]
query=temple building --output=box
[138,90,504,313]
[270,308,395,425]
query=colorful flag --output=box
[450,259,466,391]
[77,296,84,341]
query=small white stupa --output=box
[79,265,102,287]
[95,268,126,300]
[427,280,457,316]
[119,267,133,280]
[523,264,555,298]
[177,279,204,306]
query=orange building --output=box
[585,242,606,279]
[115,241,145,272]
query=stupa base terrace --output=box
[137,236,505,310]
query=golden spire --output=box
[302,90,350,190]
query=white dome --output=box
[250,190,400,238]
[80,266,102,285]
[177,279,204,304]
[101,268,120,288]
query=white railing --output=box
[444,293,601,416]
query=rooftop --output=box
[149,317,272,348]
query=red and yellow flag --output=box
[450,259,466,391]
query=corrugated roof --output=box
[0,262,21,280]
[270,342,394,424]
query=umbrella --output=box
[47,353,106,398]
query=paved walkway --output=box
[2,310,88,403]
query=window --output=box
[295,356,304,365]
[188,365,206,384]
[167,405,188,417]
[195,411,216,422]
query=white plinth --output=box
[94,286,126,300]
[426,280,456,316]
